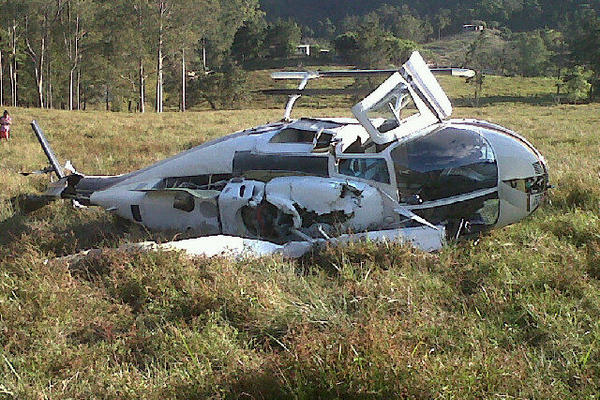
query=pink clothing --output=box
[0,115,11,139]
[0,115,11,133]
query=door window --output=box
[338,158,390,184]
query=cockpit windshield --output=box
[391,127,498,202]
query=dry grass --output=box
[1,76,600,399]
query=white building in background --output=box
[296,44,311,56]
[463,24,485,32]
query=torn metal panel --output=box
[219,180,266,237]
[265,177,386,232]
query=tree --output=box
[23,0,64,108]
[564,66,592,103]
[434,8,451,41]
[543,29,569,97]
[512,31,550,77]
[264,19,301,58]
[315,18,336,40]
[59,0,92,110]
[568,9,600,100]
[231,15,267,64]
[187,60,247,109]
[393,9,432,43]
[333,31,359,60]
[0,1,26,107]
[383,36,418,66]
[464,31,506,105]
[334,19,417,69]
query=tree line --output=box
[0,0,262,112]
[1,0,599,111]
[261,0,600,37]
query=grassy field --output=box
[1,76,600,399]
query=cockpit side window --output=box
[269,128,315,143]
[338,158,390,184]
[391,127,498,202]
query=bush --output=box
[564,66,592,103]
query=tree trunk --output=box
[69,69,74,110]
[26,20,46,108]
[202,39,207,70]
[156,43,163,112]
[155,2,164,113]
[139,58,145,112]
[77,66,81,110]
[0,50,4,107]
[181,48,186,112]
[105,85,109,111]
[68,14,80,111]
[10,23,18,107]
[9,61,14,107]
[556,66,562,96]
[47,42,53,109]
[37,35,45,109]
[35,50,45,109]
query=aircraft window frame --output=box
[366,84,420,134]
[352,71,439,145]
[336,156,391,185]
[391,127,498,203]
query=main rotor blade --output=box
[271,68,476,80]
[260,88,369,96]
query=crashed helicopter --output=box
[24,52,549,257]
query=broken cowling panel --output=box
[219,179,266,237]
[218,177,391,243]
[265,177,387,233]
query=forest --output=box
[0,0,599,111]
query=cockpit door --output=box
[402,51,452,120]
[351,52,453,145]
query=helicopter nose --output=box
[474,122,549,228]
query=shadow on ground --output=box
[453,94,557,107]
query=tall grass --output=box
[1,77,600,398]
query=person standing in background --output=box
[0,110,12,142]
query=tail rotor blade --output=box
[30,120,65,179]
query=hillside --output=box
[1,76,600,398]
[259,0,390,24]
[259,0,600,31]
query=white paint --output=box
[51,226,445,267]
